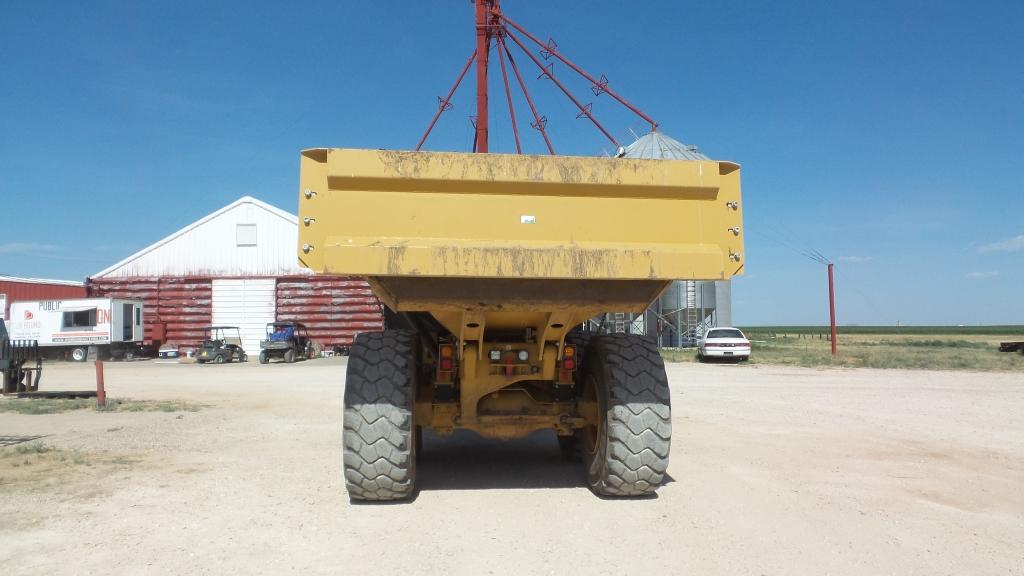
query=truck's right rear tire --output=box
[580,333,672,497]
[342,330,418,501]
[71,347,87,362]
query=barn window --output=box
[63,308,97,328]
[236,224,257,246]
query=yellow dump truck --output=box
[298,148,743,500]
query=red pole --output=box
[415,51,477,151]
[95,360,106,407]
[504,29,621,147]
[496,12,659,131]
[828,263,837,355]
[496,34,522,154]
[498,34,555,155]
[474,0,490,152]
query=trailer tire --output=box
[71,347,88,362]
[342,330,418,501]
[580,333,671,497]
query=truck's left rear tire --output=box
[580,333,672,497]
[342,330,418,501]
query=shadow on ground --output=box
[416,429,581,491]
[0,435,46,448]
[415,429,674,493]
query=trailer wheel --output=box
[342,330,418,501]
[284,348,296,363]
[580,333,671,496]
[71,347,88,362]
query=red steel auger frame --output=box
[416,0,659,154]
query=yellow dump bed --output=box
[298,148,744,283]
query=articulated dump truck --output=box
[298,148,743,500]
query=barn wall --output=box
[87,277,212,349]
[88,275,383,352]
[276,276,383,349]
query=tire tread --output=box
[342,330,417,501]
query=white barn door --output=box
[212,279,276,357]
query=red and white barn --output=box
[87,196,382,356]
[1,276,87,321]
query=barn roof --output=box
[92,196,308,279]
[0,275,84,287]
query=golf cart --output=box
[259,322,313,364]
[196,326,247,364]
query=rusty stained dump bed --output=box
[298,148,743,317]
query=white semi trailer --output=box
[8,298,145,361]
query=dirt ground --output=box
[1,358,1022,575]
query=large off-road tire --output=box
[342,330,418,501]
[284,348,296,364]
[580,333,671,496]
[259,351,269,364]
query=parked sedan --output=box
[697,327,751,362]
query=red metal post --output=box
[474,0,491,152]
[416,51,477,151]
[496,33,522,154]
[496,12,659,131]
[828,263,837,356]
[95,360,106,407]
[498,34,555,155]
[504,30,621,147]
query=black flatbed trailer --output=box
[998,341,1024,354]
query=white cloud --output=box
[0,242,60,255]
[838,255,873,263]
[978,234,1024,253]
[966,271,1000,279]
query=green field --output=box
[740,325,1024,336]
[660,326,1024,371]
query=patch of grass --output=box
[659,348,700,363]
[14,441,52,455]
[94,399,204,413]
[0,398,205,415]
[0,441,130,488]
[0,398,95,415]
[741,325,1024,336]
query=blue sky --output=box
[1,1,1021,325]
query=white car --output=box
[697,327,751,362]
